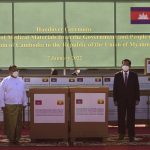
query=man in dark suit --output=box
[113,59,140,142]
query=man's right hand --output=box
[1,107,5,111]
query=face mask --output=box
[76,69,80,74]
[12,71,19,78]
[51,68,54,72]
[122,65,129,72]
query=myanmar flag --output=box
[131,7,150,24]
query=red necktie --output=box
[125,72,128,86]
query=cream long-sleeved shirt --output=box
[0,76,27,108]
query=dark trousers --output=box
[117,99,135,138]
[4,104,23,142]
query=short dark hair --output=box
[122,59,131,66]
[9,65,18,72]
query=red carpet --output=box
[0,146,150,150]
[0,126,149,149]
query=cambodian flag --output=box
[131,7,150,24]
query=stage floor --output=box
[0,126,150,147]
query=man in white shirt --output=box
[0,65,27,144]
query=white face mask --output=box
[12,71,19,78]
[51,68,54,72]
[76,69,80,74]
[122,65,129,72]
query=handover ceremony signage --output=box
[75,93,105,122]
[34,94,65,123]
[145,58,150,75]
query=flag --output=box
[35,100,42,105]
[42,78,49,82]
[77,78,83,82]
[69,78,75,82]
[76,99,83,104]
[51,78,57,82]
[24,78,30,82]
[95,77,101,82]
[131,7,150,24]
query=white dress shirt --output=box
[0,76,27,107]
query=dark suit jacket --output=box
[113,71,140,104]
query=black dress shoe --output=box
[9,142,14,145]
[129,137,135,142]
[9,140,19,145]
[14,141,19,145]
[118,134,124,140]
